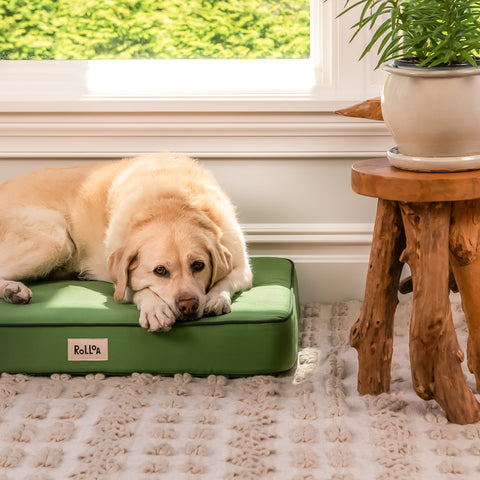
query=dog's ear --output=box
[208,241,233,290]
[108,245,138,302]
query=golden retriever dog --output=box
[0,153,253,331]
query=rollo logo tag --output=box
[68,339,108,361]
[74,344,101,355]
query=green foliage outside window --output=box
[0,0,310,59]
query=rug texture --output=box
[1,298,480,480]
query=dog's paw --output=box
[139,304,176,332]
[204,291,231,316]
[3,281,32,304]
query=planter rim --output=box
[384,64,480,78]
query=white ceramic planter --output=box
[382,64,480,172]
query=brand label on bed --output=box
[68,338,108,361]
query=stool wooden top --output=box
[352,158,480,202]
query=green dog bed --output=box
[0,257,299,375]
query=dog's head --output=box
[108,215,232,322]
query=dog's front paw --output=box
[134,289,176,332]
[204,291,231,316]
[139,303,176,332]
[3,281,32,304]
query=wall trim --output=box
[243,222,373,245]
[0,112,392,159]
[250,253,370,264]
[243,222,373,263]
[243,222,373,303]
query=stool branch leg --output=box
[350,199,405,395]
[400,201,480,424]
[450,199,480,391]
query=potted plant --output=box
[339,0,480,171]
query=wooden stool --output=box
[351,157,480,424]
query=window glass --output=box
[0,0,310,60]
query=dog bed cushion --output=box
[0,257,299,375]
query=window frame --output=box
[0,1,391,159]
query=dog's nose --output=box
[176,295,200,317]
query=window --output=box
[0,0,384,112]
[0,0,310,60]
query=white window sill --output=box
[0,58,391,158]
[0,59,382,112]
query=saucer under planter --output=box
[382,60,480,172]
[387,147,480,172]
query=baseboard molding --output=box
[243,223,373,303]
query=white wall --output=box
[204,157,378,303]
[0,107,395,304]
[0,154,381,304]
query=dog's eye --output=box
[153,266,169,277]
[191,261,205,272]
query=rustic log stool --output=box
[351,157,480,424]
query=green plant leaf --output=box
[332,0,480,68]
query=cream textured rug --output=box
[1,298,480,480]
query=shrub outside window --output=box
[0,0,310,60]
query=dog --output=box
[0,153,253,331]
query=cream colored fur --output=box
[0,153,252,331]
